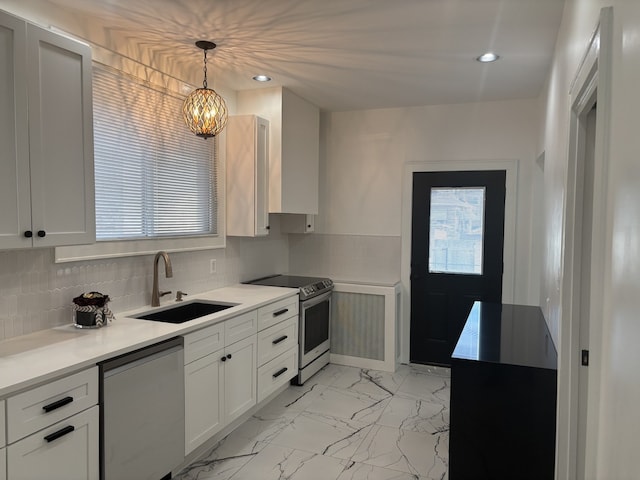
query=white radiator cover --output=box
[330,282,401,372]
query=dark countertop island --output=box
[449,302,557,480]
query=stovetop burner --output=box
[246,274,333,300]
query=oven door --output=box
[299,291,331,368]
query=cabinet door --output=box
[185,351,224,455]
[0,11,31,249]
[224,335,257,424]
[226,115,270,237]
[280,213,315,234]
[8,405,99,480]
[26,24,95,247]
[255,116,270,235]
[0,447,5,480]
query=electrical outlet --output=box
[209,259,217,274]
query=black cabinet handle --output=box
[221,356,227,362]
[24,230,33,238]
[272,335,288,345]
[44,425,75,443]
[37,230,46,238]
[273,367,288,379]
[273,309,288,317]
[226,353,232,359]
[266,225,270,230]
[307,225,312,228]
[42,396,73,413]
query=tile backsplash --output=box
[0,231,288,341]
[0,225,401,342]
[289,233,401,285]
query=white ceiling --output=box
[2,0,565,112]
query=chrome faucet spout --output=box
[151,251,173,306]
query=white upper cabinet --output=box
[0,10,95,249]
[280,213,315,234]
[226,115,270,237]
[237,87,319,215]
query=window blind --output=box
[92,65,217,240]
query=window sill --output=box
[54,234,226,263]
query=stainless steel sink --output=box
[134,301,237,324]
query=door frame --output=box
[557,7,612,480]
[400,159,518,364]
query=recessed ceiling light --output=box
[476,52,500,63]
[252,74,272,82]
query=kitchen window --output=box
[55,60,225,263]
[93,65,217,240]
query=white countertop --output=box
[0,284,297,397]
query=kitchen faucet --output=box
[151,251,173,306]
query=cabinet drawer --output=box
[257,347,297,403]
[7,405,99,480]
[0,399,5,448]
[7,367,98,443]
[258,297,298,331]
[257,316,298,366]
[225,310,258,345]
[183,322,225,364]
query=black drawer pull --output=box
[44,425,75,443]
[42,396,74,413]
[273,367,288,379]
[273,308,288,317]
[272,335,288,345]
[221,356,227,362]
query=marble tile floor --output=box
[174,363,450,480]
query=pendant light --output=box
[182,40,228,138]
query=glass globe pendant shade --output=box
[182,87,228,138]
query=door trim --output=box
[558,7,612,480]
[400,159,518,363]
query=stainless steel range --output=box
[247,275,333,385]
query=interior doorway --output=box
[558,8,612,479]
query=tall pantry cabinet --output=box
[0,9,95,249]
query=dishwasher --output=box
[100,337,184,480]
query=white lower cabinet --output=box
[257,347,298,403]
[223,334,257,424]
[185,349,224,455]
[7,405,99,480]
[184,299,298,456]
[0,448,5,480]
[0,399,5,448]
[184,316,258,456]
[3,367,99,480]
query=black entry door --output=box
[410,170,506,365]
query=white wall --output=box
[292,99,543,305]
[541,0,640,477]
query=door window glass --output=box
[428,187,485,274]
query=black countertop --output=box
[451,301,557,370]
